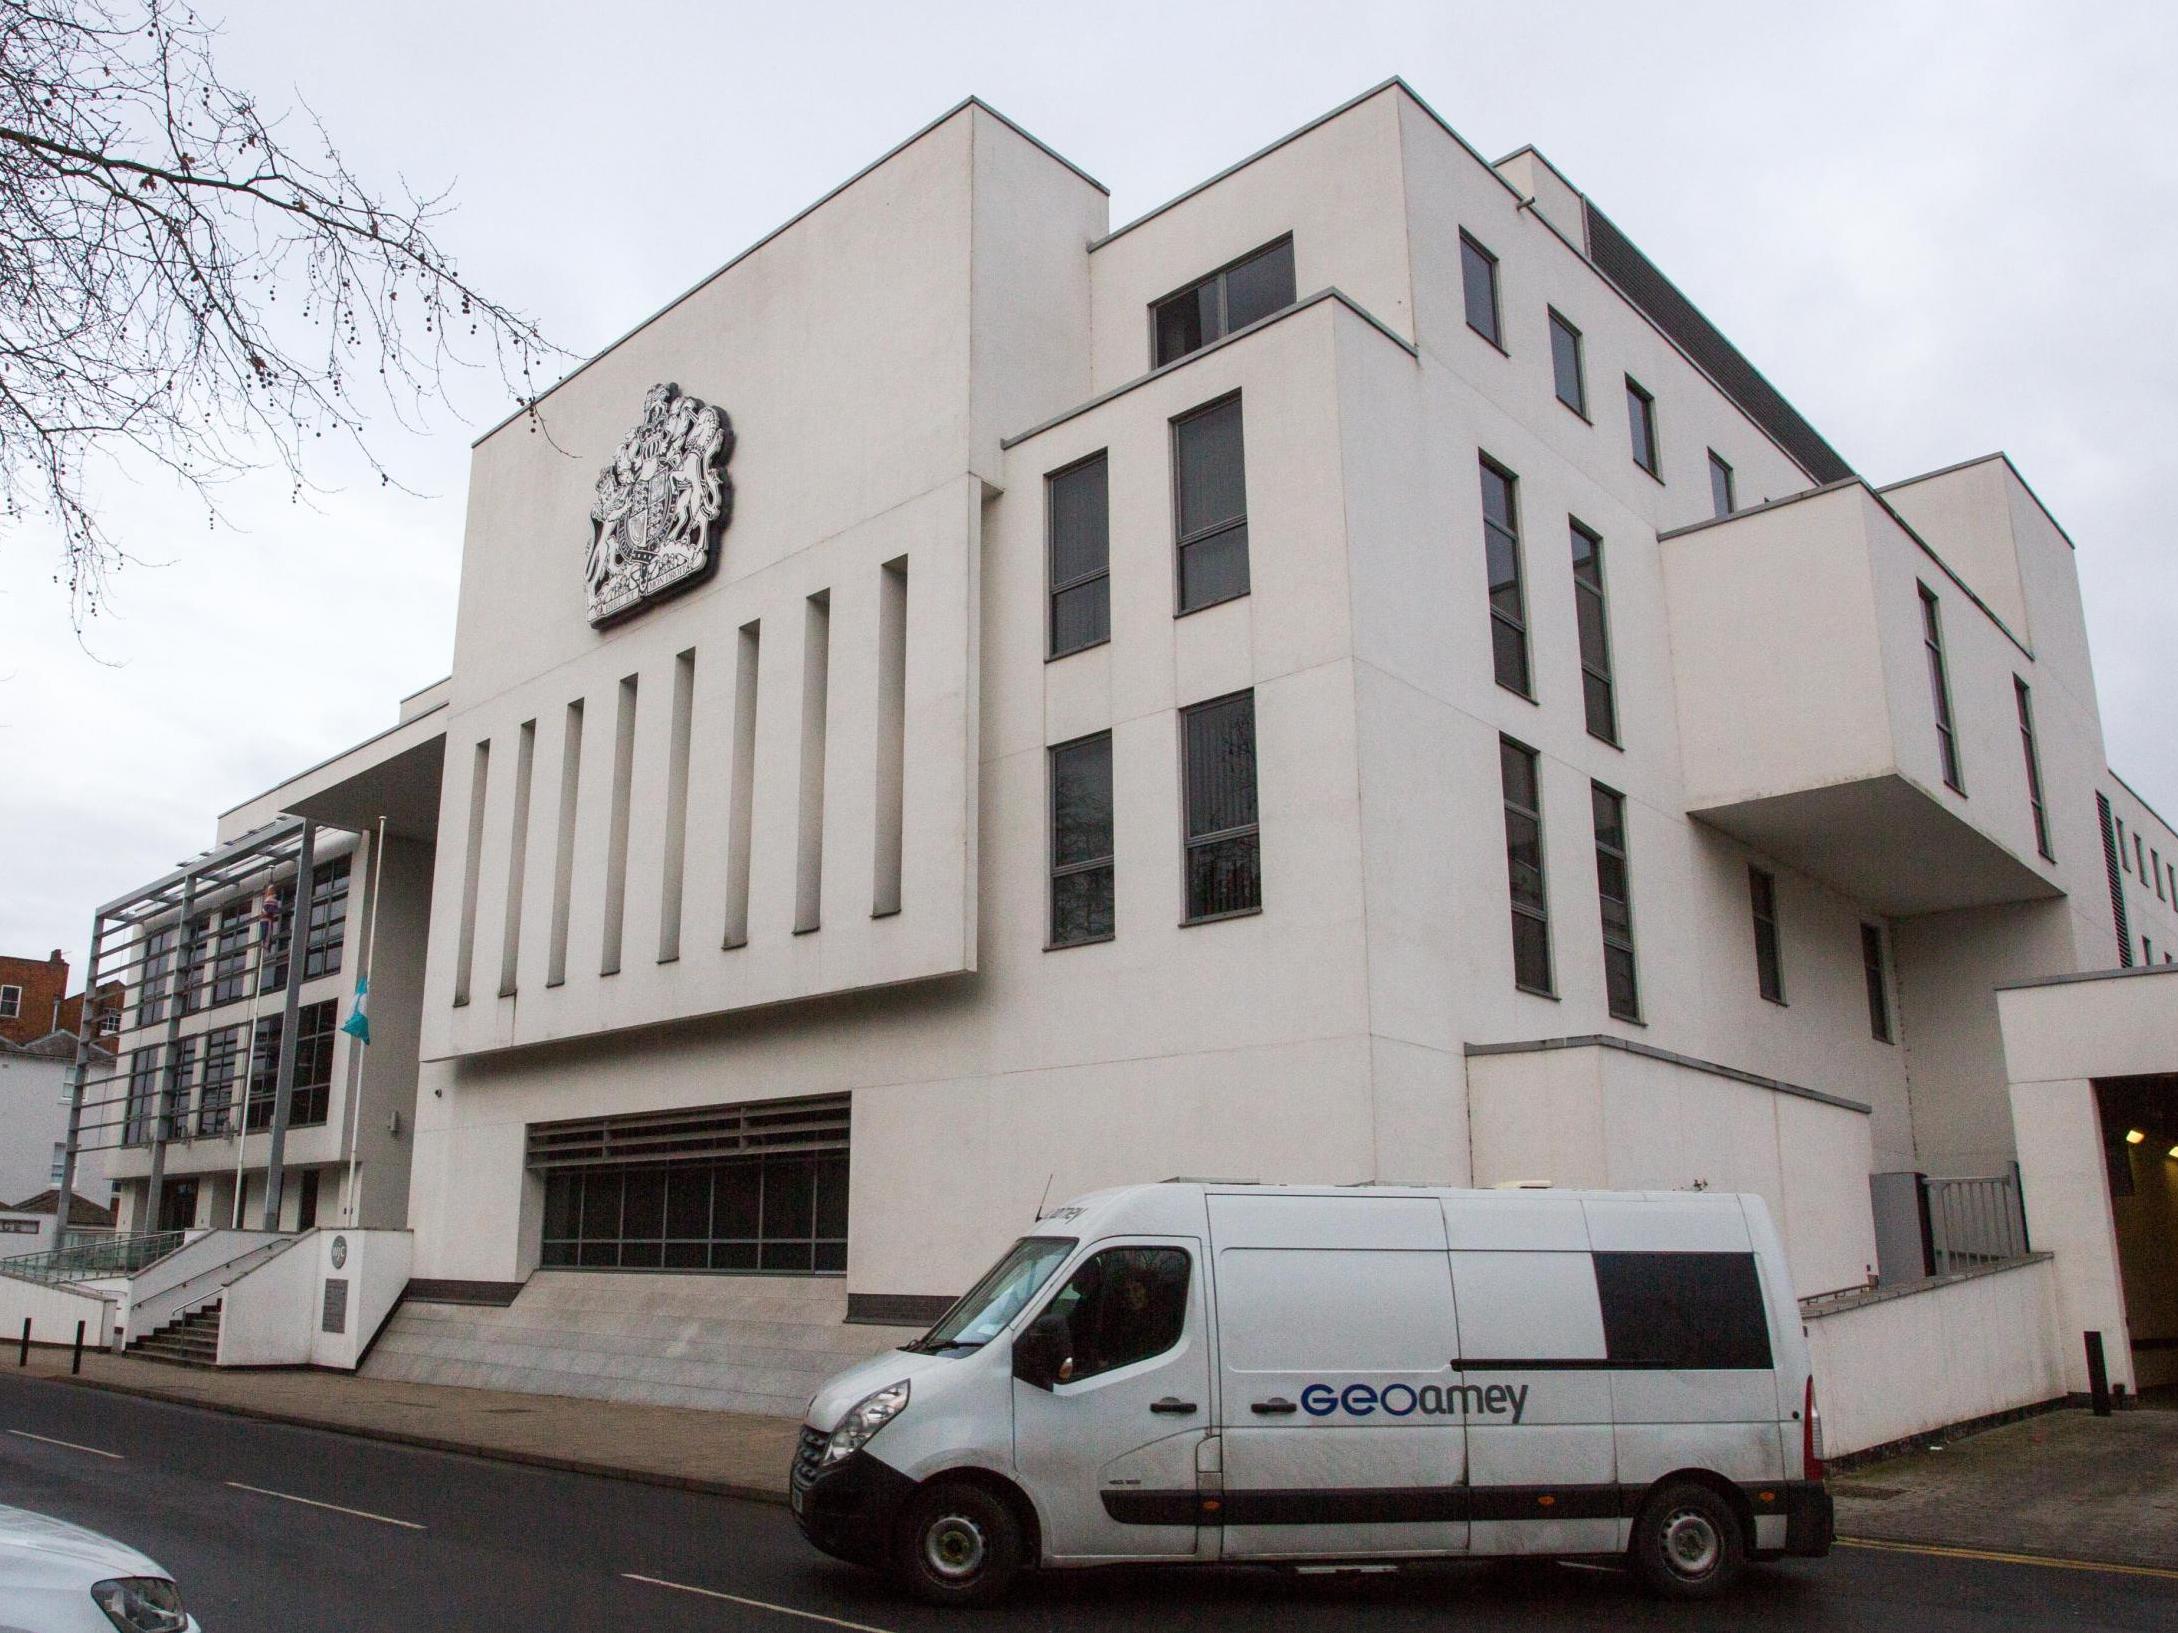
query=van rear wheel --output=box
[894,1481,1023,1606]
[1630,1481,1745,1601]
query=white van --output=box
[792,1182,1832,1604]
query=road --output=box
[2,1371,2171,1632]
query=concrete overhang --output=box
[217,703,447,845]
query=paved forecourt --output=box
[4,1370,2176,1633]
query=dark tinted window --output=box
[1460,231,1501,347]
[541,1151,849,1274]
[1750,866,1784,1003]
[1153,238,1296,367]
[1048,455,1110,657]
[1501,737,1552,993]
[1862,923,1892,1043]
[1040,1245,1190,1381]
[1593,783,1639,1022]
[1626,378,1660,475]
[1570,521,1615,743]
[1594,1250,1773,1369]
[1920,585,1963,792]
[1051,733,1115,946]
[1480,459,1529,696]
[1549,310,1585,414]
[1174,397,1249,613]
[1183,692,1260,921]
[1708,451,1736,518]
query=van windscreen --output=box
[908,1236,1076,1356]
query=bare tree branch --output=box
[0,0,559,625]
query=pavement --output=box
[1831,1403,2178,1571]
[8,1344,801,1499]
[5,1369,2175,1633]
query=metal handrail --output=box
[0,1230,187,1285]
[126,1233,304,1343]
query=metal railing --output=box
[1927,1170,2029,1275]
[0,1230,187,1285]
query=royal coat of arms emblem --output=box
[585,382,735,626]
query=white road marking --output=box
[622,1572,899,1632]
[225,1480,426,1530]
[7,1428,122,1459]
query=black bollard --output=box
[16,1317,27,1367]
[72,1319,86,1375]
[2085,1330,2112,1416]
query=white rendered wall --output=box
[0,1052,70,1207]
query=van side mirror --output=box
[1013,1312,1070,1391]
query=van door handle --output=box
[1150,1397,1197,1415]
[1252,1397,1297,1415]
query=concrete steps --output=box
[128,1300,221,1368]
[359,1272,919,1417]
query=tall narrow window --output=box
[658,652,695,961]
[795,593,831,934]
[1173,396,1249,614]
[1570,520,1616,744]
[2158,850,2167,903]
[2098,793,2133,967]
[453,738,490,1006]
[1626,377,1660,476]
[1152,235,1295,366]
[302,856,350,980]
[2137,833,2148,880]
[1548,309,1586,415]
[1500,738,1552,994]
[1749,866,1785,1004]
[1919,585,1963,793]
[1592,783,1638,1021]
[1480,458,1530,696]
[600,675,638,975]
[1182,692,1260,922]
[1459,230,1502,348]
[2117,815,2131,871]
[874,560,908,917]
[1048,454,1109,657]
[1862,923,1893,1043]
[1049,733,1114,947]
[2014,678,2052,861]
[723,623,760,949]
[1708,451,1735,517]
[547,699,584,986]
[500,719,536,996]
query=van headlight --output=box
[822,1379,910,1466]
[92,1577,188,1633]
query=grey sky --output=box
[3,0,2172,973]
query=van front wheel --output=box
[895,1481,1023,1606]
[1630,1481,1745,1600]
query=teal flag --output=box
[341,973,371,1044]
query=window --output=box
[1049,733,1115,947]
[244,999,336,1131]
[2015,679,2053,861]
[1862,923,1893,1044]
[1152,236,1295,367]
[1592,783,1639,1021]
[541,1150,849,1273]
[198,1028,239,1136]
[1181,692,1261,922]
[1749,866,1785,1003]
[1707,450,1735,518]
[1548,309,1586,415]
[180,913,213,1013]
[1172,396,1250,613]
[2099,794,2134,967]
[1459,230,1502,348]
[1593,1251,1773,1370]
[97,1005,119,1037]
[2137,833,2148,881]
[1035,1245,1190,1382]
[1047,453,1110,657]
[1570,520,1616,743]
[304,855,351,980]
[123,1048,158,1146]
[48,1142,64,1186]
[1625,377,1660,476]
[137,926,175,1026]
[2145,936,2154,964]
[2118,815,2131,871]
[1919,585,1963,793]
[210,903,251,1005]
[258,880,295,993]
[1500,738,1552,994]
[2156,851,2166,902]
[1480,458,1530,696]
[0,985,18,1020]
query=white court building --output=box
[52,81,2178,1440]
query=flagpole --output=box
[342,816,388,1226]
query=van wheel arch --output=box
[1637,1468,1754,1538]
[906,1468,1042,1568]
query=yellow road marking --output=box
[622,1572,899,1632]
[1839,1536,2178,1580]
